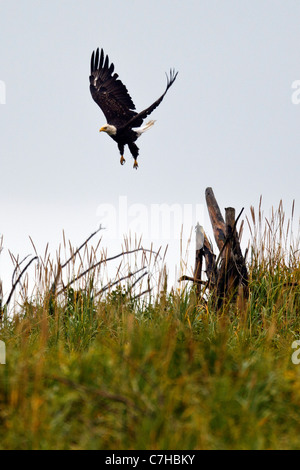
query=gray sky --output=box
[1,0,299,296]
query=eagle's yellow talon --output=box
[120,156,125,165]
[133,160,138,169]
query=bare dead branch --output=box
[95,266,147,297]
[132,288,152,300]
[49,226,105,296]
[178,275,207,285]
[61,225,104,270]
[56,247,158,296]
[9,252,31,286]
[3,256,38,311]
[128,270,148,291]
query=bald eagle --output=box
[89,48,178,169]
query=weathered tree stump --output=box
[205,187,226,251]
[179,187,248,309]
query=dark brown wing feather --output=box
[89,48,137,127]
[119,69,178,130]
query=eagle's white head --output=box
[99,124,117,136]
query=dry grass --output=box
[0,200,299,450]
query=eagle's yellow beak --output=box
[99,127,105,132]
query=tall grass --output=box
[0,201,299,450]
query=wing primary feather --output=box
[95,48,99,70]
[100,48,104,69]
[90,50,95,74]
[109,63,115,75]
[104,54,109,71]
[166,68,178,90]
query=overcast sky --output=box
[1,0,299,298]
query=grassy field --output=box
[0,202,299,450]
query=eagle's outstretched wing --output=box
[89,48,137,126]
[119,69,178,130]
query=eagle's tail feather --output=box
[135,120,156,136]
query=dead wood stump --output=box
[180,187,248,309]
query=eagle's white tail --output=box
[135,120,156,136]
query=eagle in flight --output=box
[89,48,178,169]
